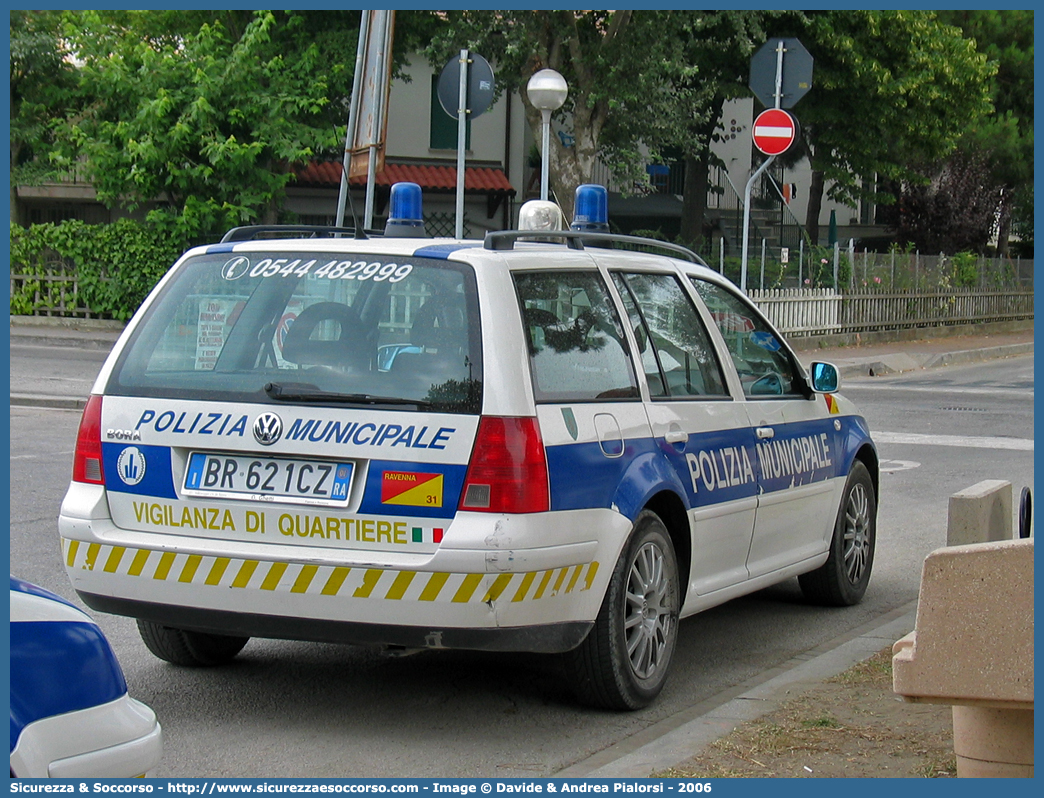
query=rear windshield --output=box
[108,250,482,413]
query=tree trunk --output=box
[679,102,725,253]
[680,154,709,251]
[805,169,825,246]
[995,191,1012,257]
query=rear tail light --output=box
[459,416,549,514]
[72,395,105,484]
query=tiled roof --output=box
[293,161,515,195]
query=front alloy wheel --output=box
[799,460,876,606]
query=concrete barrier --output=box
[893,481,1034,777]
[946,479,1012,546]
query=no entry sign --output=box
[752,108,797,156]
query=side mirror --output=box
[810,362,839,393]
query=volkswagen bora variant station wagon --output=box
[60,183,878,710]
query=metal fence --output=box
[10,251,1035,335]
[732,242,1033,293]
[751,287,1035,338]
[9,254,96,318]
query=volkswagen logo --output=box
[253,412,283,446]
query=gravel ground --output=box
[657,647,956,779]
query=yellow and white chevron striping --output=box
[61,538,599,605]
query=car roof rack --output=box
[220,225,382,243]
[482,230,705,264]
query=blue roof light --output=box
[385,182,426,237]
[571,184,609,232]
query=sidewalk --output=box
[793,326,1034,379]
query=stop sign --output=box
[752,108,797,156]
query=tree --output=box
[935,10,1033,255]
[646,11,791,250]
[426,11,684,222]
[9,10,79,222]
[45,11,438,241]
[896,149,1005,253]
[790,11,995,245]
[50,11,361,239]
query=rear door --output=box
[512,269,653,518]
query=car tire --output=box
[564,511,680,710]
[137,619,249,666]
[799,460,876,606]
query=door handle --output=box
[664,429,689,445]
[756,427,775,440]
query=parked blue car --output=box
[9,576,162,778]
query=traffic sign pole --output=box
[743,34,812,291]
[455,49,468,238]
[774,40,784,108]
[741,154,775,294]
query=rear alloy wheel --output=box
[565,511,680,710]
[799,460,876,606]
[137,619,249,666]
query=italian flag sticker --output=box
[412,526,444,544]
[381,471,444,508]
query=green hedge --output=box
[10,219,189,320]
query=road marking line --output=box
[843,384,1032,397]
[874,431,1033,451]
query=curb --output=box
[11,393,87,411]
[555,602,919,778]
[831,342,1033,379]
[921,342,1034,370]
[10,332,121,350]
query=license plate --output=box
[183,452,353,507]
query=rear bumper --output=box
[79,591,593,653]
[59,504,630,652]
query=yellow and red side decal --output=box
[381,471,444,508]
[824,393,840,415]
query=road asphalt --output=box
[6,315,1035,777]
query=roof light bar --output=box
[384,182,427,238]
[571,184,609,232]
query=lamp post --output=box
[526,69,568,202]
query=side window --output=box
[691,278,802,397]
[612,272,728,399]
[514,271,638,403]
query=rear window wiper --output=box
[264,382,432,408]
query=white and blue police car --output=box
[10,576,162,777]
[58,183,877,710]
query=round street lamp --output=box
[527,69,568,202]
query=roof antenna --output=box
[333,125,367,239]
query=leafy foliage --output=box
[929,11,1033,255]
[10,220,188,320]
[896,149,1005,254]
[9,10,80,191]
[790,11,995,243]
[48,11,363,240]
